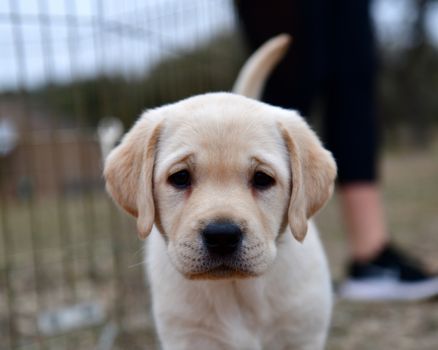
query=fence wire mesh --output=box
[0,1,243,349]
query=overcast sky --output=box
[0,0,437,92]
[0,0,235,91]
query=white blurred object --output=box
[97,321,119,350]
[37,302,105,336]
[0,118,18,156]
[97,117,124,162]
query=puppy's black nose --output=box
[202,222,242,256]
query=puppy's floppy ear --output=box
[104,113,162,239]
[278,112,337,242]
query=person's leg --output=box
[330,0,438,301]
[323,0,387,260]
[339,183,388,261]
[237,0,389,263]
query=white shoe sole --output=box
[337,277,438,301]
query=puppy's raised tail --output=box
[232,34,291,100]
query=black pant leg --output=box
[324,0,379,184]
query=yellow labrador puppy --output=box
[104,35,336,350]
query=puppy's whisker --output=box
[132,246,146,257]
[128,260,147,269]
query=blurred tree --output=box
[378,0,438,147]
[22,33,247,129]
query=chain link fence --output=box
[0,1,243,349]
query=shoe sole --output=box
[337,277,438,301]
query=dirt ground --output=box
[319,141,438,350]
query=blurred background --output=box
[0,0,437,349]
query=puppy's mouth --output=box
[186,263,258,280]
[170,239,273,280]
[180,252,268,280]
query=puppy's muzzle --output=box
[202,221,243,256]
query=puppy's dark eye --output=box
[168,170,191,189]
[252,171,275,190]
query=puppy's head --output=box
[104,93,336,279]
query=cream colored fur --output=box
[232,34,291,99]
[104,35,336,350]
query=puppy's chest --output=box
[202,280,279,343]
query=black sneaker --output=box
[338,245,438,301]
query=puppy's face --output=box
[154,99,291,279]
[104,93,336,279]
